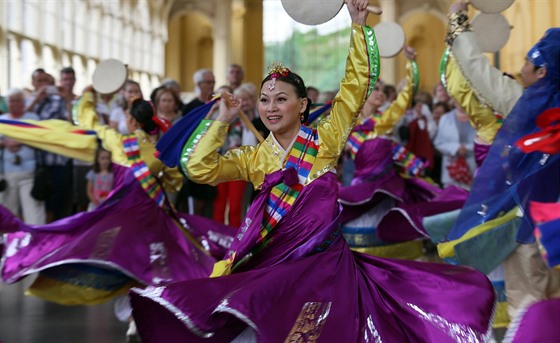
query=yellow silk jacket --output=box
[182,24,376,190]
[445,53,502,144]
[362,60,415,138]
[74,92,182,192]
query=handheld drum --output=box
[470,0,515,14]
[373,21,406,58]
[281,0,382,26]
[92,59,128,94]
[471,13,512,53]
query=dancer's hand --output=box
[348,0,370,26]
[216,92,241,124]
[450,0,468,13]
[403,46,417,61]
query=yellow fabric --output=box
[373,61,415,136]
[451,32,523,117]
[210,253,236,278]
[26,275,137,306]
[351,240,424,260]
[0,119,97,162]
[184,24,371,190]
[75,92,182,192]
[493,301,510,328]
[445,53,501,144]
[438,207,519,258]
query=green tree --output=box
[265,27,351,94]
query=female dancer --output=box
[339,47,467,259]
[1,95,231,306]
[130,2,495,342]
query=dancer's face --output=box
[520,59,546,88]
[259,80,307,138]
[366,84,386,109]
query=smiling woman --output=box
[256,64,309,149]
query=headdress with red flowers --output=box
[267,62,291,91]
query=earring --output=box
[300,114,305,122]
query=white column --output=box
[0,9,7,92]
[212,0,232,87]
[378,0,397,86]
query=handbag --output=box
[446,155,473,185]
[31,150,54,201]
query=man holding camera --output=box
[24,68,71,222]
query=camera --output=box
[46,85,59,95]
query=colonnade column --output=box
[378,0,397,86]
[213,0,232,87]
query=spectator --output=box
[181,69,215,116]
[59,67,77,114]
[433,102,477,190]
[226,64,244,91]
[86,148,114,211]
[430,101,451,186]
[109,80,142,134]
[25,68,71,222]
[161,78,185,112]
[405,96,437,175]
[155,87,181,126]
[432,81,453,109]
[0,88,45,224]
[306,86,320,104]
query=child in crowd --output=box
[86,147,113,211]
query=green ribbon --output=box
[364,26,380,98]
[411,60,420,97]
[439,47,450,89]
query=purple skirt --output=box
[503,298,560,343]
[131,237,494,342]
[0,171,234,304]
[340,138,468,243]
[130,171,495,342]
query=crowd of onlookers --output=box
[0,62,475,227]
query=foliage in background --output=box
[264,27,350,93]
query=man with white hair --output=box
[181,69,215,117]
[0,88,45,224]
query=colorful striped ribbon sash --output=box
[391,142,426,177]
[258,126,319,243]
[347,117,376,159]
[123,135,165,207]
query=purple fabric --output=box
[0,206,25,233]
[130,171,495,342]
[377,184,468,242]
[505,298,560,343]
[1,173,217,286]
[228,168,340,271]
[175,212,234,260]
[340,138,467,242]
[474,143,491,169]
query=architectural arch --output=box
[398,9,447,93]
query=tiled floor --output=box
[0,278,128,343]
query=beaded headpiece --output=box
[267,61,291,91]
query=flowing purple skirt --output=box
[130,171,495,342]
[340,138,468,243]
[503,298,560,343]
[0,171,233,304]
